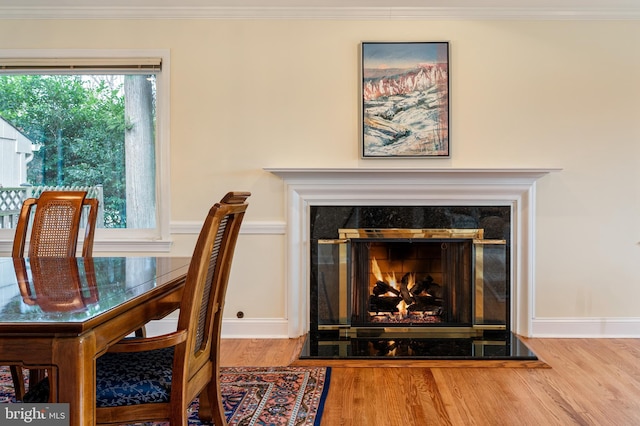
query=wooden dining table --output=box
[0,256,191,425]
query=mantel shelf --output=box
[264,167,561,183]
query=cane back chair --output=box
[10,190,98,401]
[94,191,250,425]
[12,190,98,258]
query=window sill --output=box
[0,238,173,254]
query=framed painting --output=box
[361,41,450,158]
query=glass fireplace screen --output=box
[315,228,508,331]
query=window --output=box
[0,50,171,251]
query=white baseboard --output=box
[145,317,640,339]
[221,318,290,338]
[531,317,640,338]
[144,317,290,339]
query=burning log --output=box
[368,269,445,322]
[372,280,400,296]
[409,275,443,300]
[399,273,414,304]
[425,282,443,300]
[409,278,428,296]
[369,295,402,312]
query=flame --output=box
[398,274,415,317]
[386,271,397,289]
[407,273,415,288]
[368,256,443,324]
[371,258,424,320]
[371,257,383,282]
[371,258,400,296]
[398,300,408,317]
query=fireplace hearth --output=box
[300,329,536,360]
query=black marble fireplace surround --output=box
[300,205,538,361]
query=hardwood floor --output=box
[220,337,640,425]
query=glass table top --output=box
[0,256,189,324]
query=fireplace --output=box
[265,167,557,359]
[318,227,506,329]
[307,206,525,359]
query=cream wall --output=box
[1,19,639,337]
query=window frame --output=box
[0,49,172,253]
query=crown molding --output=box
[1,6,639,20]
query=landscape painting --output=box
[362,42,449,158]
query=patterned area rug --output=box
[0,366,331,426]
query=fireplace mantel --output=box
[265,167,559,338]
[265,167,557,182]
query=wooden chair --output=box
[12,190,98,258]
[94,191,250,425]
[10,190,98,401]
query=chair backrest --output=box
[171,191,250,407]
[12,191,99,258]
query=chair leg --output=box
[10,366,26,401]
[197,371,227,426]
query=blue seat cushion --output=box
[95,346,174,407]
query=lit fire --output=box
[369,257,442,324]
[371,257,413,318]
